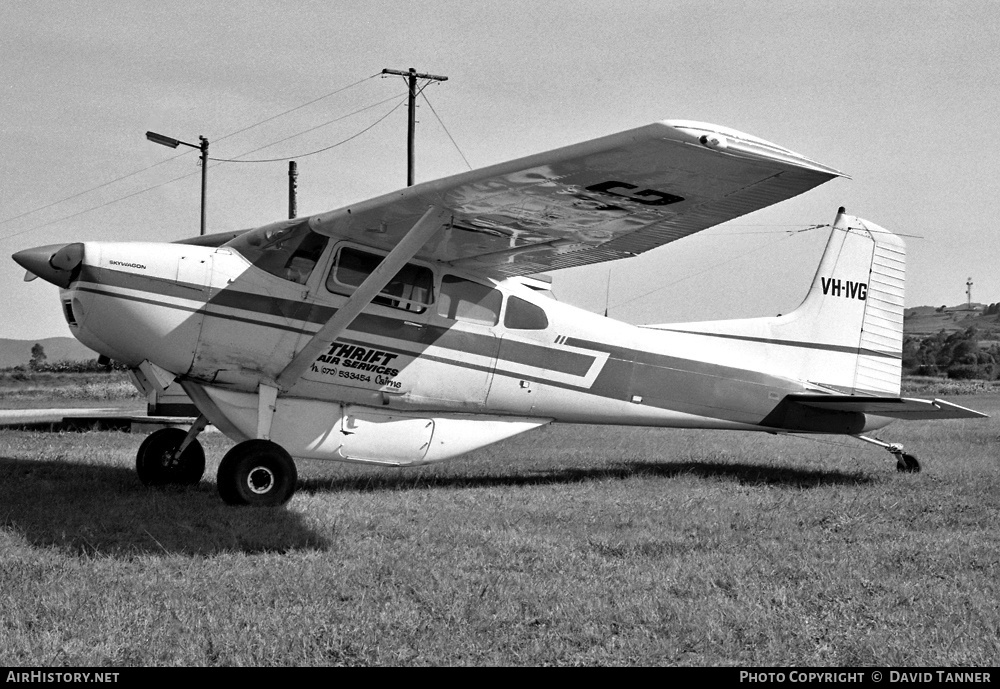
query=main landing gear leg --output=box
[211,384,297,507]
[855,435,921,473]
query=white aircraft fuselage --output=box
[43,230,892,467]
[14,119,985,506]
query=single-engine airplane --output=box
[13,120,987,506]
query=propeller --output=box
[11,243,85,288]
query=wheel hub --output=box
[160,450,180,469]
[247,466,275,494]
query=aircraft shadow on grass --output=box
[0,452,874,557]
[0,456,326,557]
[298,458,876,494]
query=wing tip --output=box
[658,119,848,178]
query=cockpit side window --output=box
[438,275,501,326]
[224,220,329,285]
[504,295,549,330]
[326,246,433,313]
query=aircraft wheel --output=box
[895,452,921,473]
[217,439,297,507]
[136,427,206,486]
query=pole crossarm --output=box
[274,205,448,391]
[381,68,448,82]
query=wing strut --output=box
[275,205,447,391]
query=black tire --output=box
[896,452,921,473]
[217,439,297,507]
[136,427,206,486]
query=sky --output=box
[2,0,999,340]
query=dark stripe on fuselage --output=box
[567,335,808,423]
[636,328,901,360]
[75,285,312,335]
[75,266,833,424]
[75,270,820,423]
[75,266,595,376]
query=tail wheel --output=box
[136,427,205,486]
[217,439,297,507]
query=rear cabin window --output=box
[326,246,433,313]
[438,275,501,326]
[504,295,549,330]
[224,220,329,285]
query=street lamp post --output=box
[145,131,209,236]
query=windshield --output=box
[223,220,329,285]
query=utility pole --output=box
[381,67,448,186]
[198,136,208,235]
[967,277,974,308]
[288,161,298,219]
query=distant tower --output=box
[966,277,973,308]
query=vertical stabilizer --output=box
[647,208,905,395]
[776,207,905,393]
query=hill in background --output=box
[0,337,98,369]
[904,303,1000,337]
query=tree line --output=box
[10,343,126,374]
[903,325,1000,380]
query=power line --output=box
[607,228,808,313]
[0,73,381,231]
[212,73,380,146]
[208,94,407,163]
[420,88,473,171]
[0,152,188,228]
[0,166,208,242]
[0,90,406,241]
[606,219,921,314]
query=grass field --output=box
[0,370,142,410]
[1,394,998,666]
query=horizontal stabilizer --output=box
[786,394,987,420]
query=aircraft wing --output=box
[307,120,847,277]
[174,230,248,247]
[785,395,988,420]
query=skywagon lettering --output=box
[821,277,867,300]
[109,259,146,270]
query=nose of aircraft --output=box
[11,243,85,288]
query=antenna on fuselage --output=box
[604,266,612,318]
